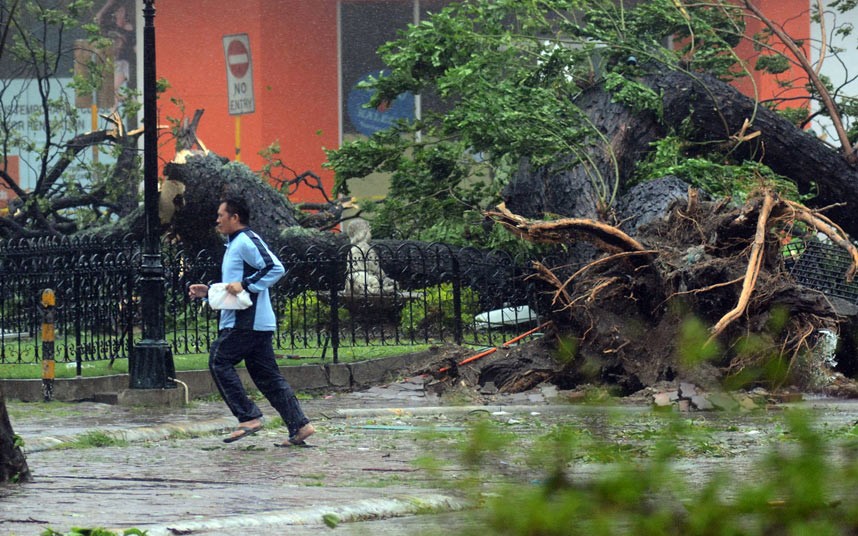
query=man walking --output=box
[189,194,315,447]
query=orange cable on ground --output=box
[438,321,552,373]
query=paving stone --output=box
[708,392,740,411]
[679,383,697,398]
[653,392,673,407]
[690,395,714,411]
[480,382,499,395]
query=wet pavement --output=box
[0,377,543,535]
[4,380,858,535]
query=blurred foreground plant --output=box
[429,409,858,535]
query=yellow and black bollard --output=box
[40,289,55,402]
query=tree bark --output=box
[164,153,301,260]
[0,389,30,484]
[503,85,663,221]
[504,67,858,238]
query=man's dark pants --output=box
[209,329,310,437]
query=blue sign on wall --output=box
[347,71,414,136]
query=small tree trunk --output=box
[0,389,31,483]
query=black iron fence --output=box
[785,238,858,304]
[0,236,543,366]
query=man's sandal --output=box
[223,423,263,443]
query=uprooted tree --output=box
[319,0,858,394]
[484,191,858,393]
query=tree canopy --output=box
[325,0,858,245]
[0,0,142,238]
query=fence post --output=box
[329,264,340,364]
[451,250,463,345]
[40,289,56,402]
[73,271,82,376]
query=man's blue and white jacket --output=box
[218,228,285,332]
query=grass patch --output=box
[0,344,433,380]
[5,401,84,420]
[62,430,128,449]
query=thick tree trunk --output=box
[503,85,663,221]
[654,69,858,234]
[164,153,301,259]
[79,153,304,255]
[0,389,30,484]
[504,67,858,238]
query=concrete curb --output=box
[1,347,450,404]
[137,493,471,536]
[22,416,236,453]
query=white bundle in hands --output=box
[207,283,252,310]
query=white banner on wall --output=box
[3,78,93,191]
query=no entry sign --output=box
[222,34,255,115]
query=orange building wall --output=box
[155,0,340,203]
[731,0,812,107]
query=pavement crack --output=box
[44,474,245,486]
[0,517,49,524]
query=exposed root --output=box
[781,323,816,388]
[487,203,654,261]
[491,191,856,393]
[531,260,574,308]
[568,250,658,281]
[661,276,744,308]
[585,277,623,303]
[709,191,775,340]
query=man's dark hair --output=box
[221,193,251,225]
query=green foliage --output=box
[326,129,411,196]
[603,73,662,116]
[444,410,858,535]
[755,53,791,75]
[277,290,349,334]
[64,430,128,449]
[678,316,722,367]
[634,135,812,201]
[322,0,811,247]
[321,513,340,528]
[399,283,478,335]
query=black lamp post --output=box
[130,0,174,389]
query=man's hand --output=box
[225,282,244,295]
[188,284,209,299]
